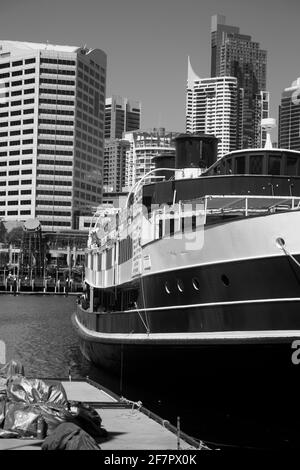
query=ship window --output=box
[159,219,163,238]
[226,158,232,174]
[169,218,174,236]
[164,281,171,294]
[249,155,263,174]
[268,155,281,175]
[97,253,102,270]
[235,157,245,174]
[177,279,184,293]
[192,278,200,291]
[192,215,196,231]
[221,274,230,287]
[106,248,112,269]
[286,156,298,176]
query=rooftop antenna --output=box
[261,118,276,149]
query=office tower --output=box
[211,14,268,149]
[278,78,300,151]
[124,128,178,188]
[105,96,141,139]
[0,40,106,230]
[186,57,238,158]
[103,139,130,192]
[255,91,270,148]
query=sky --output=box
[0,0,299,136]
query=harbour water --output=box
[1,294,300,449]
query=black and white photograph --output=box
[0,0,299,458]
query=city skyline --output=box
[0,0,299,134]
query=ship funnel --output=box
[152,152,175,180]
[261,118,276,150]
[174,134,218,178]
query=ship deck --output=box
[0,378,200,451]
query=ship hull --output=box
[73,314,299,377]
[74,210,300,376]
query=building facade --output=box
[278,78,300,151]
[124,128,178,188]
[0,40,107,230]
[105,95,141,139]
[211,14,268,149]
[103,139,130,192]
[186,57,238,158]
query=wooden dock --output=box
[0,378,202,451]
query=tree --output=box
[6,226,23,246]
[0,221,7,244]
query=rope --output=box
[120,396,143,412]
[279,244,300,270]
[134,301,150,335]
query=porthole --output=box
[276,237,285,248]
[221,274,230,287]
[192,278,200,291]
[165,281,171,294]
[177,279,184,293]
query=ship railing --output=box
[145,195,300,234]
[201,195,300,217]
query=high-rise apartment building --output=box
[124,128,178,188]
[211,14,268,149]
[105,96,141,139]
[278,78,300,151]
[103,139,130,192]
[186,57,238,158]
[0,40,106,230]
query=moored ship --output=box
[73,122,300,376]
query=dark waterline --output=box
[1,294,300,450]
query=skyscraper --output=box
[0,40,107,230]
[278,78,300,151]
[105,96,141,139]
[211,14,268,149]
[124,128,178,188]
[103,139,129,192]
[186,57,238,158]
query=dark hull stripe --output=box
[98,297,300,314]
[74,299,300,335]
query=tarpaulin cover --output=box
[0,360,106,444]
[0,378,7,398]
[4,402,40,437]
[7,376,68,407]
[0,398,5,427]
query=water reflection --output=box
[1,294,300,449]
